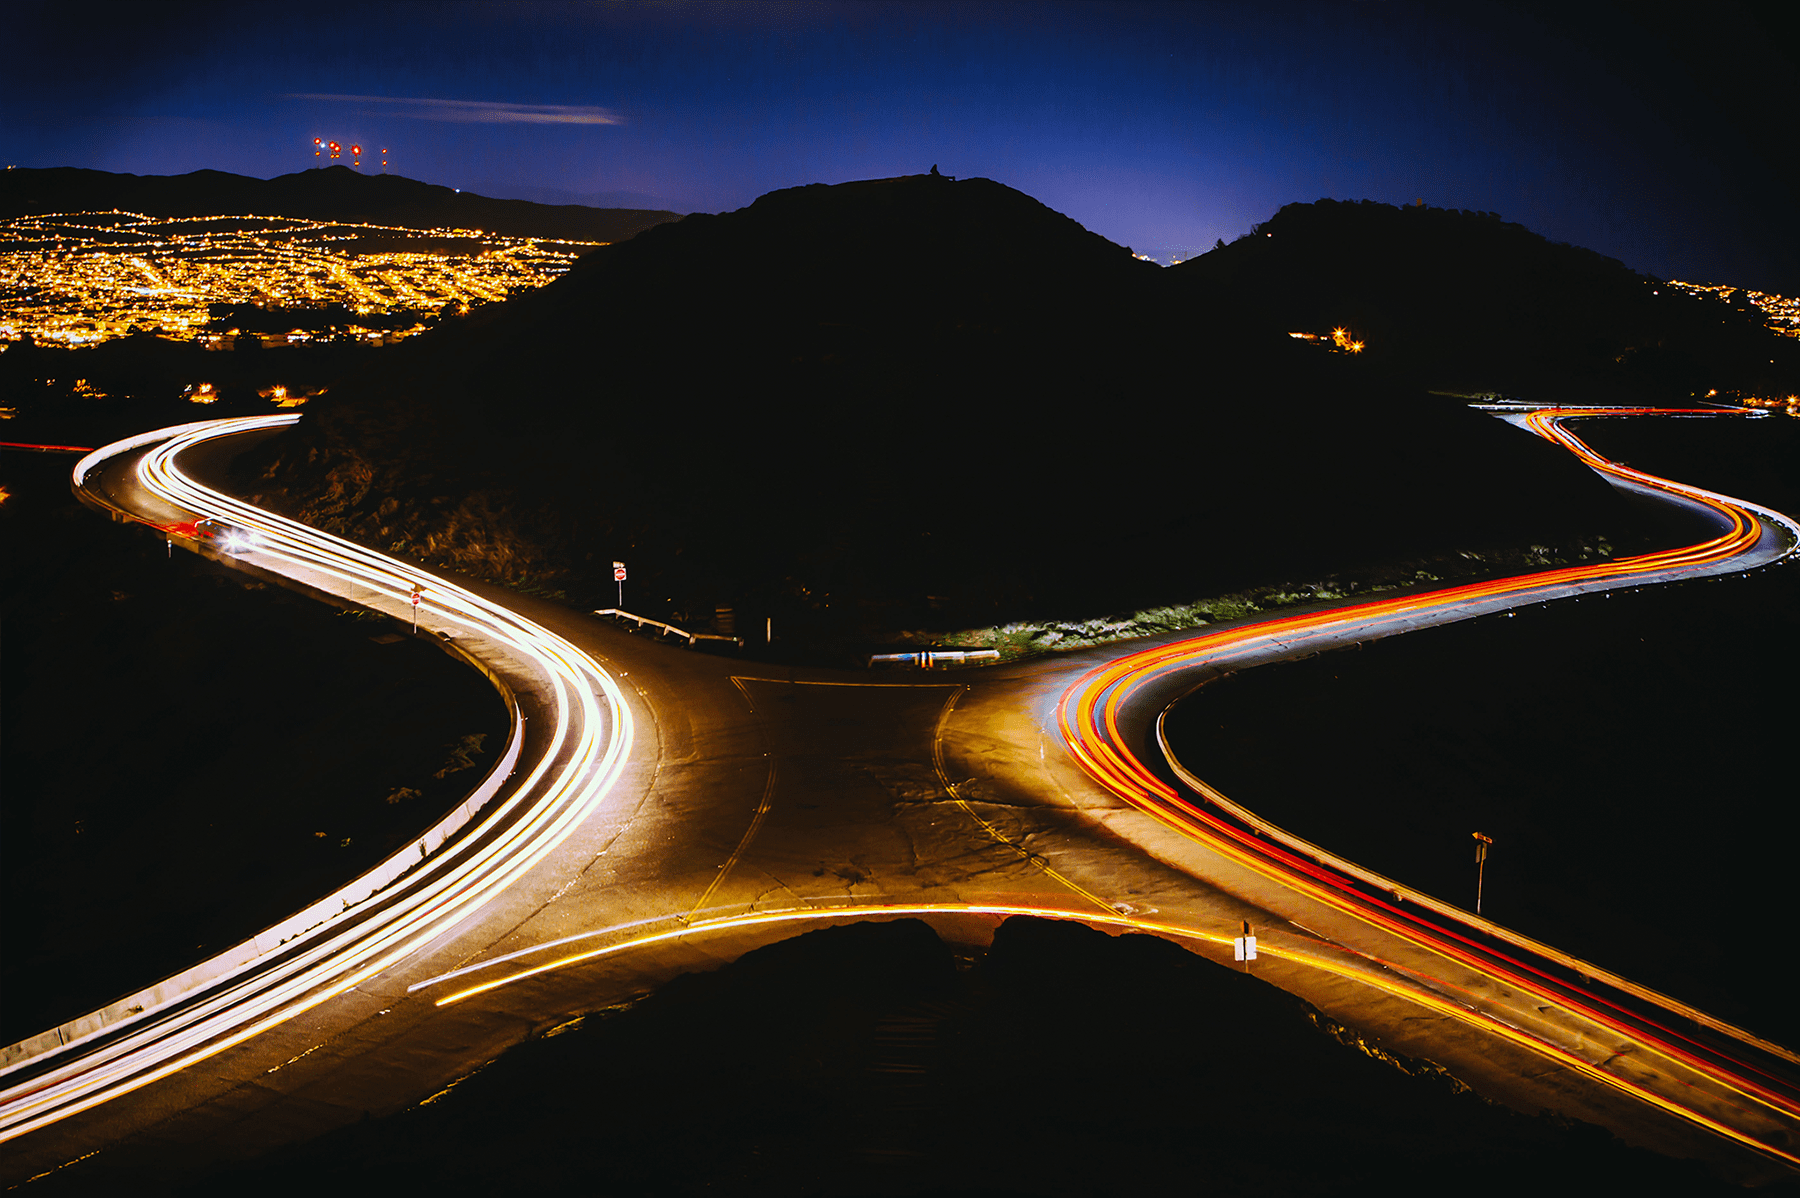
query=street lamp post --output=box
[1472,832,1493,913]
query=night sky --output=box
[5,1,1795,289]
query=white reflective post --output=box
[1233,920,1257,971]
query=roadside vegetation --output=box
[919,533,1623,662]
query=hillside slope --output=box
[236,175,1640,656]
[1173,198,1799,403]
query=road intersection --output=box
[2,407,1795,1188]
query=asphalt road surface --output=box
[2,407,1796,1189]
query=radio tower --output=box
[351,144,362,168]
[328,141,341,161]
[381,147,389,173]
[313,137,323,162]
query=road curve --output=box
[0,415,635,1143]
[3,406,1796,1185]
[1056,407,1800,1166]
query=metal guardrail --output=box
[868,649,1001,668]
[0,696,527,1074]
[593,608,744,647]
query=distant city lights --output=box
[0,210,601,347]
[1666,280,1800,341]
[1287,327,1367,355]
[1664,281,1800,415]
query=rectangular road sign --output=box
[613,566,627,582]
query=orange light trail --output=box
[1056,406,1800,1159]
[421,897,1793,1163]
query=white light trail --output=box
[0,416,635,1141]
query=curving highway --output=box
[2,406,1796,1187]
[1055,407,1800,1166]
[2,416,634,1144]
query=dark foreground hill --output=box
[0,166,678,245]
[170,919,1747,1198]
[235,174,1652,657]
[1174,198,1800,404]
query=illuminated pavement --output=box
[2,409,1796,1189]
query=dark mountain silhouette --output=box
[1173,198,1800,403]
[236,174,1648,657]
[0,166,678,245]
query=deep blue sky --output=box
[5,1,1795,289]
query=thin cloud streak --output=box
[286,94,623,125]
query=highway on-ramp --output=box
[2,407,1796,1189]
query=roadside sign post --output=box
[1473,832,1493,913]
[1233,919,1257,973]
[410,585,423,634]
[613,561,626,609]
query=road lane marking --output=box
[680,759,779,924]
[406,913,684,993]
[931,687,1115,915]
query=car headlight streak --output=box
[1,416,635,1143]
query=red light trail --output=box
[1057,407,1800,1164]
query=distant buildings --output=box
[1665,280,1800,414]
[1666,279,1800,342]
